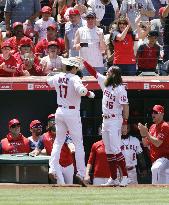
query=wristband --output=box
[123,119,128,125]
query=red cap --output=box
[8,119,20,128]
[48,41,60,47]
[69,9,80,16]
[159,7,165,17]
[13,22,23,29]
[30,120,42,129]
[19,36,32,47]
[47,24,57,30]
[48,114,55,120]
[41,6,52,14]
[152,105,164,113]
[1,41,12,49]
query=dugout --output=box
[0,76,169,183]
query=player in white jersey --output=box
[121,125,144,184]
[47,57,95,186]
[82,59,129,186]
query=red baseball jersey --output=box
[39,131,73,167]
[149,121,169,162]
[0,54,18,77]
[1,133,31,154]
[88,140,111,178]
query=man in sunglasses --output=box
[138,105,169,184]
[0,119,31,154]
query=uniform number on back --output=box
[59,85,68,98]
[106,101,113,109]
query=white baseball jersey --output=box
[47,72,85,110]
[121,136,143,167]
[97,73,128,117]
[34,17,56,41]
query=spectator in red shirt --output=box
[84,140,111,185]
[111,17,137,76]
[138,105,169,184]
[15,36,43,76]
[136,30,160,74]
[35,24,65,58]
[0,119,31,154]
[7,22,34,54]
[0,41,19,77]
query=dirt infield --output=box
[0,183,169,189]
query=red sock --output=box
[106,154,117,180]
[116,152,128,177]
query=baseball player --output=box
[82,59,129,186]
[0,119,30,154]
[138,105,169,184]
[121,125,145,184]
[46,58,95,186]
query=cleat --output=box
[48,173,57,184]
[119,176,128,187]
[101,178,119,186]
[75,174,87,187]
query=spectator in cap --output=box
[138,105,169,184]
[34,6,56,42]
[14,36,43,76]
[74,11,106,76]
[0,119,31,154]
[64,9,86,58]
[136,30,160,75]
[87,0,119,34]
[4,0,41,38]
[30,114,75,184]
[0,41,19,77]
[160,2,169,62]
[35,24,65,58]
[28,120,43,151]
[151,7,166,47]
[40,41,65,75]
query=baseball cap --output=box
[147,30,159,37]
[1,41,12,49]
[47,24,57,30]
[8,119,20,128]
[61,57,82,67]
[152,105,164,114]
[159,7,165,17]
[85,11,96,18]
[47,41,60,48]
[69,9,80,16]
[19,36,32,47]
[41,6,52,14]
[13,22,23,29]
[30,120,42,129]
[48,114,55,121]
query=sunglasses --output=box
[152,111,159,114]
[31,124,42,129]
[11,124,21,128]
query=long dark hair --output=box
[116,16,132,33]
[104,66,122,88]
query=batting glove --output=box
[88,91,95,98]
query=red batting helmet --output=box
[48,114,55,121]
[8,119,20,128]
[152,105,164,114]
[30,120,42,129]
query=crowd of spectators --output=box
[0,0,168,77]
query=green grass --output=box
[0,186,169,205]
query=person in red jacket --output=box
[0,119,31,154]
[30,114,75,184]
[84,140,111,185]
[14,36,43,76]
[35,24,65,57]
[0,41,19,77]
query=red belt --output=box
[127,166,135,171]
[102,114,115,119]
[58,105,75,109]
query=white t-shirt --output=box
[121,136,143,167]
[34,17,56,41]
[40,55,63,75]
